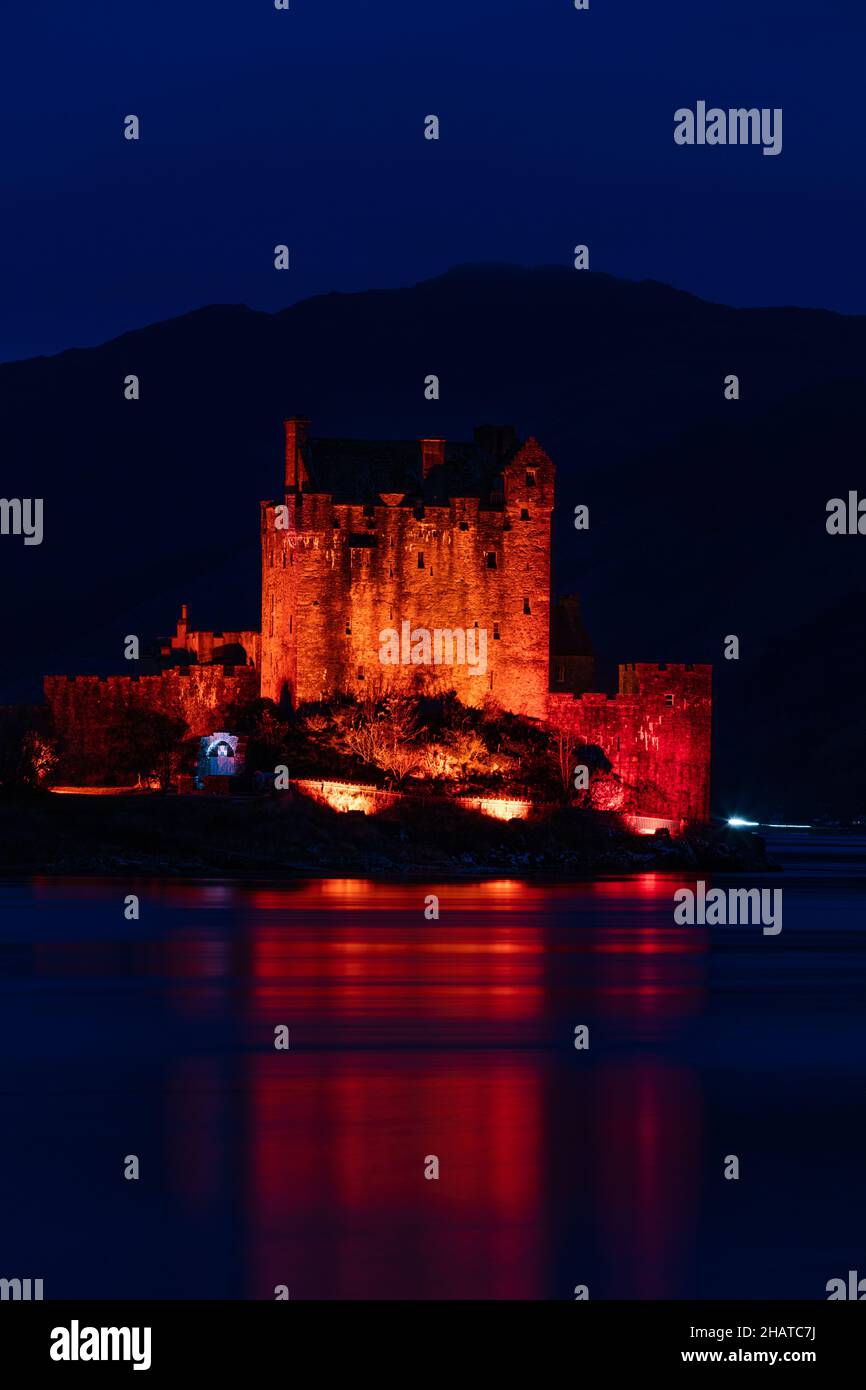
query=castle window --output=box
[357,667,364,681]
[345,621,351,635]
[523,597,531,614]
[289,616,293,633]
[525,470,536,487]
[489,673,494,690]
[555,662,565,682]
[664,693,674,707]
[459,521,469,531]
[494,623,500,640]
[486,552,497,569]
[418,552,425,568]
[520,508,530,521]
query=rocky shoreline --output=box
[0,791,779,879]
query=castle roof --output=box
[300,436,514,505]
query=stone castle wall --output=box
[45,667,258,780]
[548,663,712,824]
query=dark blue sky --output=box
[1,0,863,362]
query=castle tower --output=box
[259,421,555,718]
[495,436,555,717]
[259,420,306,705]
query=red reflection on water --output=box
[246,1053,544,1299]
[228,882,551,1295]
[24,876,706,1297]
[593,1060,703,1298]
[247,909,546,1031]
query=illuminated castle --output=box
[261,420,554,717]
[45,419,712,825]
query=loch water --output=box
[0,832,864,1299]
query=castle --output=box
[45,420,712,827]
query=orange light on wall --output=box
[473,797,531,821]
[295,781,389,815]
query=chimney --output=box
[284,417,311,491]
[420,437,446,480]
[474,425,518,459]
[171,603,189,650]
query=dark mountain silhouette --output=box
[1,263,864,816]
[726,592,866,823]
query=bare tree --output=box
[554,727,577,802]
[343,695,421,785]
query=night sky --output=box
[2,0,864,363]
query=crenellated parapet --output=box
[45,666,258,761]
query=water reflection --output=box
[3,845,864,1298]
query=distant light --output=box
[727,816,812,830]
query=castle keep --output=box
[44,420,711,825]
[261,420,552,716]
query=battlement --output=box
[45,666,256,691]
